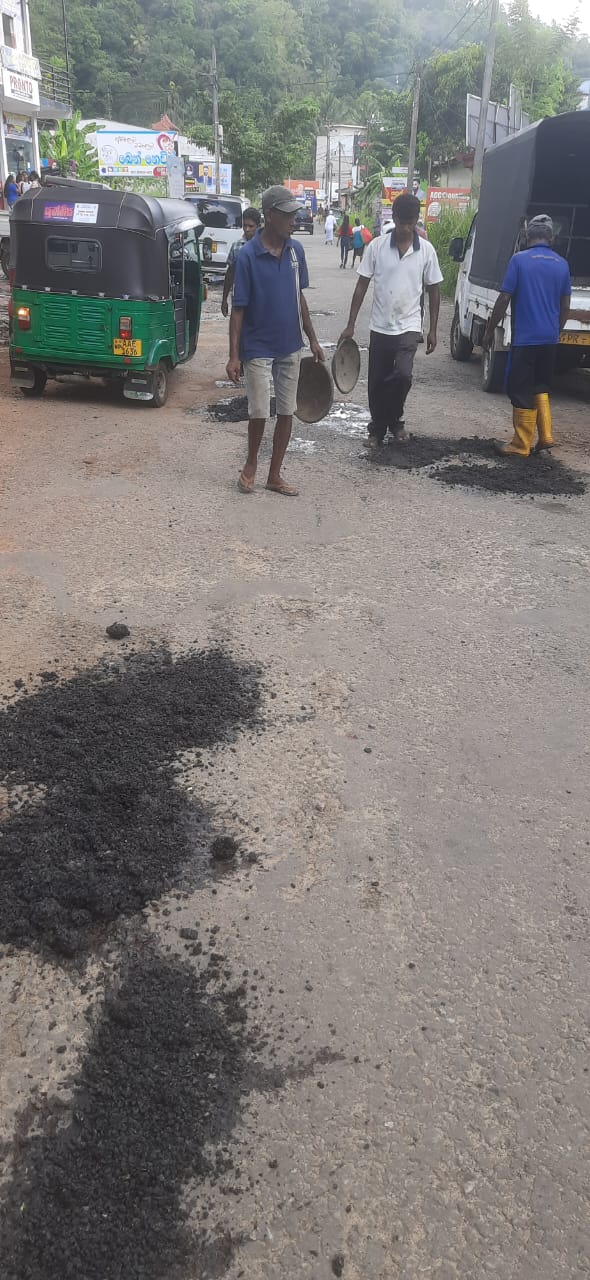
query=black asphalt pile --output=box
[204,395,276,423]
[0,647,261,959]
[370,433,586,497]
[434,456,586,497]
[0,948,260,1280]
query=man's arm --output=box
[227,307,244,383]
[339,276,370,341]
[482,292,511,350]
[300,292,325,361]
[426,284,440,354]
[559,294,571,333]
[221,263,235,317]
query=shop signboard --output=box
[425,187,471,223]
[184,160,232,194]
[96,129,176,178]
[2,66,39,108]
[0,45,40,79]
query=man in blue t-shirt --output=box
[483,214,571,457]
[227,185,324,497]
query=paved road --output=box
[0,233,589,1280]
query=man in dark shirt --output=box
[483,214,571,457]
[227,185,324,496]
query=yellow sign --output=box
[559,332,590,346]
[113,338,142,356]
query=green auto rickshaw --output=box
[9,178,204,406]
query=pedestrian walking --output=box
[339,193,442,447]
[227,184,325,497]
[351,219,367,266]
[221,206,261,317]
[324,210,336,245]
[3,174,19,207]
[483,214,571,457]
[338,213,351,268]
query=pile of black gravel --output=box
[0,948,257,1280]
[369,433,586,497]
[203,395,276,423]
[0,647,261,958]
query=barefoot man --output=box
[227,185,325,496]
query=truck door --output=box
[457,215,477,332]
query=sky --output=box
[528,0,590,36]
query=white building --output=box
[577,79,590,110]
[315,123,366,204]
[0,0,70,194]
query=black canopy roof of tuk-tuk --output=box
[469,111,590,289]
[12,181,202,238]
[10,182,202,300]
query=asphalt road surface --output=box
[0,233,589,1280]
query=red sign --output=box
[426,187,471,222]
[43,202,75,222]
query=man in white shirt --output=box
[339,193,443,445]
[324,211,336,245]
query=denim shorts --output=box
[243,350,302,418]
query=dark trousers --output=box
[352,245,364,266]
[368,330,420,439]
[340,235,351,265]
[507,344,556,408]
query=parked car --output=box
[293,206,314,235]
[449,110,590,390]
[184,195,244,273]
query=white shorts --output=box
[243,351,302,419]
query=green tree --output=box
[39,113,99,180]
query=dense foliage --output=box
[32,0,590,190]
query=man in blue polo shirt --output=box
[227,184,324,496]
[483,214,571,457]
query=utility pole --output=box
[472,0,500,196]
[325,124,331,205]
[407,70,421,192]
[337,141,343,208]
[211,44,221,196]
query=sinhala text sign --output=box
[426,187,472,223]
[97,130,176,178]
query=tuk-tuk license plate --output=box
[113,338,142,356]
[559,332,590,346]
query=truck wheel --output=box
[150,363,168,408]
[21,370,47,398]
[450,306,473,362]
[481,338,508,393]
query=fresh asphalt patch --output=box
[0,647,262,959]
[369,434,586,498]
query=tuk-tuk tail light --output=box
[119,316,133,340]
[16,306,31,331]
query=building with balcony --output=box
[0,0,71,198]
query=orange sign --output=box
[426,187,471,222]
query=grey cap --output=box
[261,184,299,214]
[527,213,554,238]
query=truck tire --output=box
[450,306,473,362]
[20,370,47,398]
[481,337,508,393]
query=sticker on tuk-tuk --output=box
[113,339,143,357]
[42,201,99,224]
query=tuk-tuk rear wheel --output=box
[151,363,168,408]
[21,370,47,398]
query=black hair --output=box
[393,193,421,222]
[242,206,261,225]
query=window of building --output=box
[2,14,17,47]
[46,238,102,272]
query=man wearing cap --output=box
[483,214,571,457]
[338,193,443,447]
[227,184,324,496]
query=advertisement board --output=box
[285,178,319,205]
[426,187,472,223]
[382,170,426,210]
[96,130,176,178]
[184,161,232,195]
[1,66,39,108]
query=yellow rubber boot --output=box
[495,408,537,457]
[534,393,554,451]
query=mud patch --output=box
[0,648,261,958]
[370,434,586,497]
[0,948,258,1280]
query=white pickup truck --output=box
[449,110,590,391]
[0,208,10,278]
